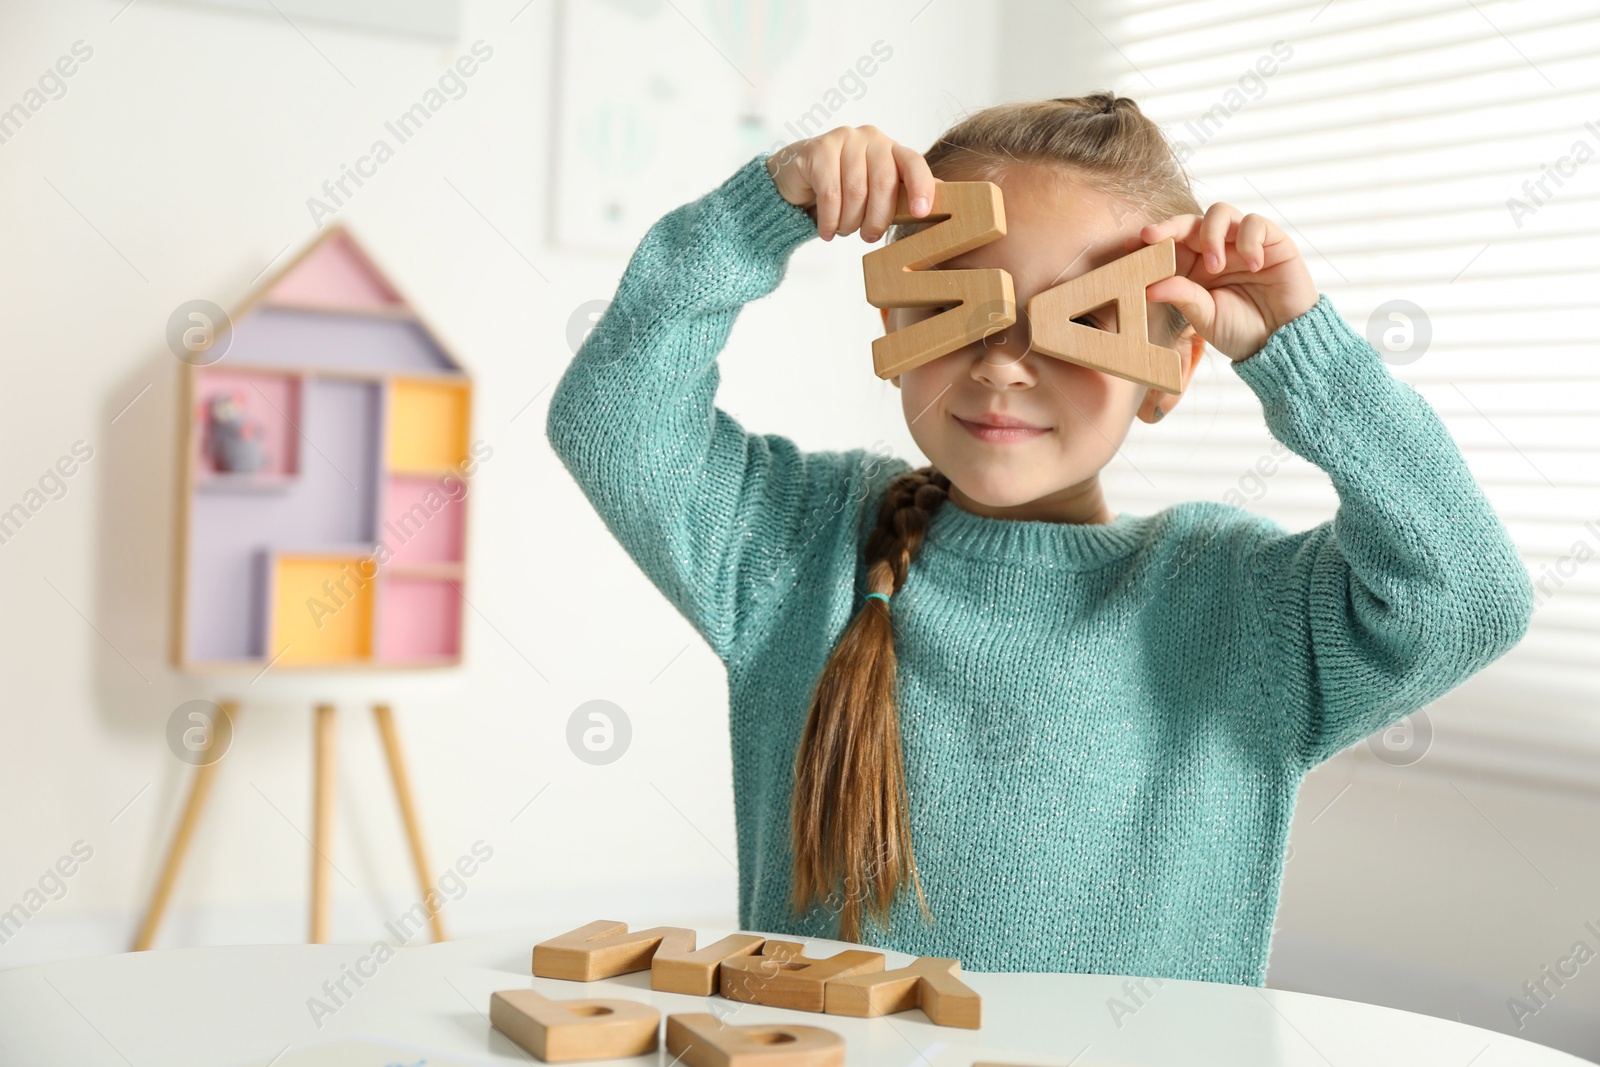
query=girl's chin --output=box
[945,473,1051,511]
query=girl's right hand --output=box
[765,126,937,243]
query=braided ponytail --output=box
[790,465,949,943]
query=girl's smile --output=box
[953,410,1052,443]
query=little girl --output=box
[546,95,1534,986]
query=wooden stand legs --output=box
[132,700,239,952]
[132,700,446,951]
[310,702,338,944]
[373,703,447,942]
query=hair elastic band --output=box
[864,591,890,604]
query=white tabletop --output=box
[0,927,1592,1067]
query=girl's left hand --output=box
[1124,204,1320,362]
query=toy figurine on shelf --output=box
[204,391,267,474]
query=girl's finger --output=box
[1242,212,1296,271]
[1137,214,1206,274]
[891,142,937,218]
[1144,207,1293,278]
[810,135,844,241]
[1235,213,1266,272]
[1133,216,1204,281]
[834,127,873,239]
[1197,202,1243,274]
[1145,273,1216,335]
[1139,213,1203,245]
[861,136,899,242]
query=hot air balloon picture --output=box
[552,0,812,251]
[705,0,807,155]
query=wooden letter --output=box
[720,941,885,1013]
[653,932,768,996]
[863,182,1016,380]
[823,955,981,1029]
[1027,236,1182,393]
[665,1013,844,1067]
[489,989,659,1062]
[532,921,767,993]
[533,920,695,981]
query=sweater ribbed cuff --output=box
[708,151,819,264]
[1230,293,1395,470]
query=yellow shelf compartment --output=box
[267,551,378,666]
[386,377,471,475]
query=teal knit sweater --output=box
[545,150,1535,986]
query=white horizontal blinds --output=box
[1100,0,1600,696]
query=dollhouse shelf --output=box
[259,299,421,322]
[172,225,474,673]
[194,472,299,492]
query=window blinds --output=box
[1102,0,1600,708]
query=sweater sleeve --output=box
[545,151,888,662]
[1229,294,1535,772]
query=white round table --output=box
[0,927,1592,1066]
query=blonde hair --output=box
[789,92,1204,945]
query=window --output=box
[1101,2,1600,727]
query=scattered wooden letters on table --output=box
[489,920,983,1064]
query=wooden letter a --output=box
[1028,236,1182,393]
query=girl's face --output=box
[884,165,1204,524]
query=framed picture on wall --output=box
[552,0,893,252]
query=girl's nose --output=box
[970,317,1037,388]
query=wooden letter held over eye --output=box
[862,182,1016,380]
[489,989,660,1062]
[1027,236,1182,393]
[666,1013,845,1067]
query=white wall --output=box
[0,0,995,956]
[1,0,1595,1060]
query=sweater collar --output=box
[922,497,1154,569]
